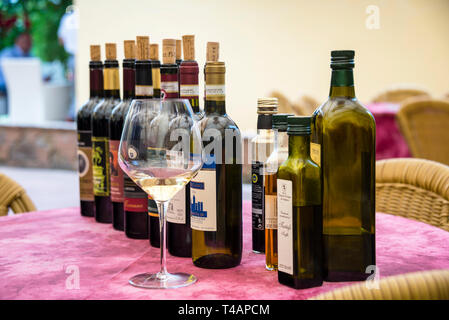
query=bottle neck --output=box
[204,63,226,115]
[123,60,135,100]
[276,130,289,153]
[179,61,200,113]
[135,60,153,99]
[161,64,179,99]
[103,61,120,99]
[288,134,311,158]
[89,62,103,98]
[329,68,356,99]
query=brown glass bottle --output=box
[77,45,103,217]
[92,44,121,223]
[109,43,135,231]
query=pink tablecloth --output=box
[1,202,448,300]
[367,102,412,160]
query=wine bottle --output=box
[277,116,322,289]
[176,39,182,93]
[191,44,242,269]
[92,43,121,223]
[109,40,136,231]
[251,99,277,253]
[160,39,179,99]
[123,36,153,239]
[77,45,103,217]
[264,112,291,271]
[311,50,375,281]
[165,35,202,258]
[150,44,161,98]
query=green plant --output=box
[0,0,72,65]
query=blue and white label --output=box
[190,157,216,232]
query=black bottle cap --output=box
[331,50,355,69]
[287,116,311,135]
[273,113,294,131]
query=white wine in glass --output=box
[119,98,203,289]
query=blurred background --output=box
[0,0,448,211]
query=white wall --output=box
[75,0,449,131]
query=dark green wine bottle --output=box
[277,116,322,289]
[311,50,376,282]
[191,61,242,269]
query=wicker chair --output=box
[376,158,449,232]
[372,87,430,104]
[396,99,449,166]
[0,173,36,215]
[311,269,449,300]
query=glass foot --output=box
[129,272,197,289]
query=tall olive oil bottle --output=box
[311,50,376,281]
[277,116,322,289]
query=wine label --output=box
[166,186,186,224]
[190,159,217,232]
[180,84,199,97]
[252,161,264,231]
[265,195,277,230]
[109,140,124,203]
[77,130,94,201]
[135,85,154,97]
[277,179,293,275]
[103,69,119,91]
[148,197,158,217]
[124,175,147,212]
[205,84,225,100]
[310,142,321,167]
[92,136,110,197]
[161,81,179,94]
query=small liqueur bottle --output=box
[251,99,277,253]
[92,43,121,223]
[166,35,202,258]
[312,51,375,281]
[277,116,322,289]
[77,45,103,217]
[109,40,136,231]
[264,112,291,271]
[123,36,153,239]
[191,43,242,269]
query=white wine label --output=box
[180,85,199,97]
[166,186,186,224]
[310,142,321,167]
[277,179,293,275]
[135,85,154,97]
[190,162,216,232]
[265,195,277,229]
[161,81,179,93]
[205,85,225,97]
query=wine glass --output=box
[118,98,203,289]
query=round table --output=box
[0,201,448,299]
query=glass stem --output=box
[156,201,169,281]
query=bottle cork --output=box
[105,43,117,60]
[206,42,219,62]
[90,45,101,61]
[150,44,159,60]
[136,36,150,60]
[124,40,136,59]
[162,39,176,64]
[182,35,195,61]
[176,40,182,60]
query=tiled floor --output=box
[0,166,251,213]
